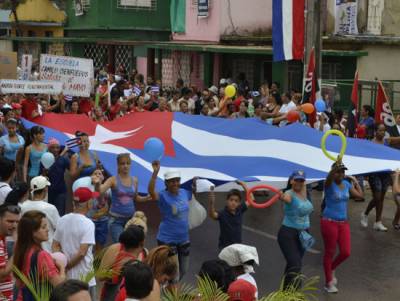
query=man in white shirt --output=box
[168,90,181,112]
[274,93,297,127]
[0,158,15,205]
[52,187,98,300]
[20,176,59,252]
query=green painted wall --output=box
[66,0,171,35]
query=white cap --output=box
[208,85,218,95]
[218,244,259,267]
[164,169,181,180]
[30,176,51,192]
[219,78,227,85]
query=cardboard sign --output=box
[39,54,94,97]
[0,79,63,95]
[0,51,17,79]
[21,54,33,80]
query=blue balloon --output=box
[315,99,326,112]
[144,137,165,162]
[40,152,55,169]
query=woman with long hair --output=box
[115,245,179,301]
[13,210,66,300]
[361,123,400,231]
[278,171,313,289]
[93,153,151,243]
[321,160,363,293]
[70,131,100,180]
[99,225,147,301]
[23,126,47,182]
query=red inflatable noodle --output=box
[246,185,281,209]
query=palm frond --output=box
[196,275,229,301]
[162,282,196,301]
[260,275,319,301]
[12,265,52,301]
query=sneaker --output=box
[360,213,368,228]
[332,270,338,286]
[324,283,339,293]
[373,221,388,232]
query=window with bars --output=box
[115,45,134,72]
[84,44,108,69]
[117,0,157,10]
[191,0,212,9]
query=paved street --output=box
[137,188,400,301]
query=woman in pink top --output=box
[13,210,66,300]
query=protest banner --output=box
[0,51,17,79]
[0,79,63,95]
[21,54,33,80]
[335,0,358,35]
[39,54,94,97]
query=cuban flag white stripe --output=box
[282,0,293,60]
[171,121,400,174]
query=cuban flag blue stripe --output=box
[272,0,285,62]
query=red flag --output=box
[351,71,359,109]
[302,48,318,126]
[375,81,399,137]
[375,81,387,123]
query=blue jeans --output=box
[108,216,130,243]
[158,240,190,281]
[49,192,67,216]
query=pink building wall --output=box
[220,0,273,36]
[172,0,273,42]
[172,0,220,42]
[136,57,147,80]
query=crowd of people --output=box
[0,67,400,301]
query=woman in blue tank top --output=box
[70,131,99,180]
[321,160,363,293]
[93,153,151,243]
[277,170,313,289]
[23,126,47,182]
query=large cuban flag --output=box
[23,112,400,193]
[272,0,305,62]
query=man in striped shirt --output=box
[0,204,20,300]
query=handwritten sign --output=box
[0,51,17,79]
[21,54,33,80]
[0,80,63,95]
[39,54,94,97]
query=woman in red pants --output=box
[321,160,363,293]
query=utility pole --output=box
[304,0,322,80]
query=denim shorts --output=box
[368,173,392,192]
[94,218,109,246]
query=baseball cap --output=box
[73,187,99,203]
[228,279,256,301]
[11,103,22,109]
[164,169,181,180]
[30,176,51,192]
[219,78,227,85]
[291,170,306,181]
[331,162,348,171]
[48,138,60,146]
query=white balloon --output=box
[72,177,93,192]
[40,152,55,169]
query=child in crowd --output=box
[208,181,252,250]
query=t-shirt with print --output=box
[54,213,96,287]
[0,236,13,301]
[157,189,192,244]
[16,247,59,301]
